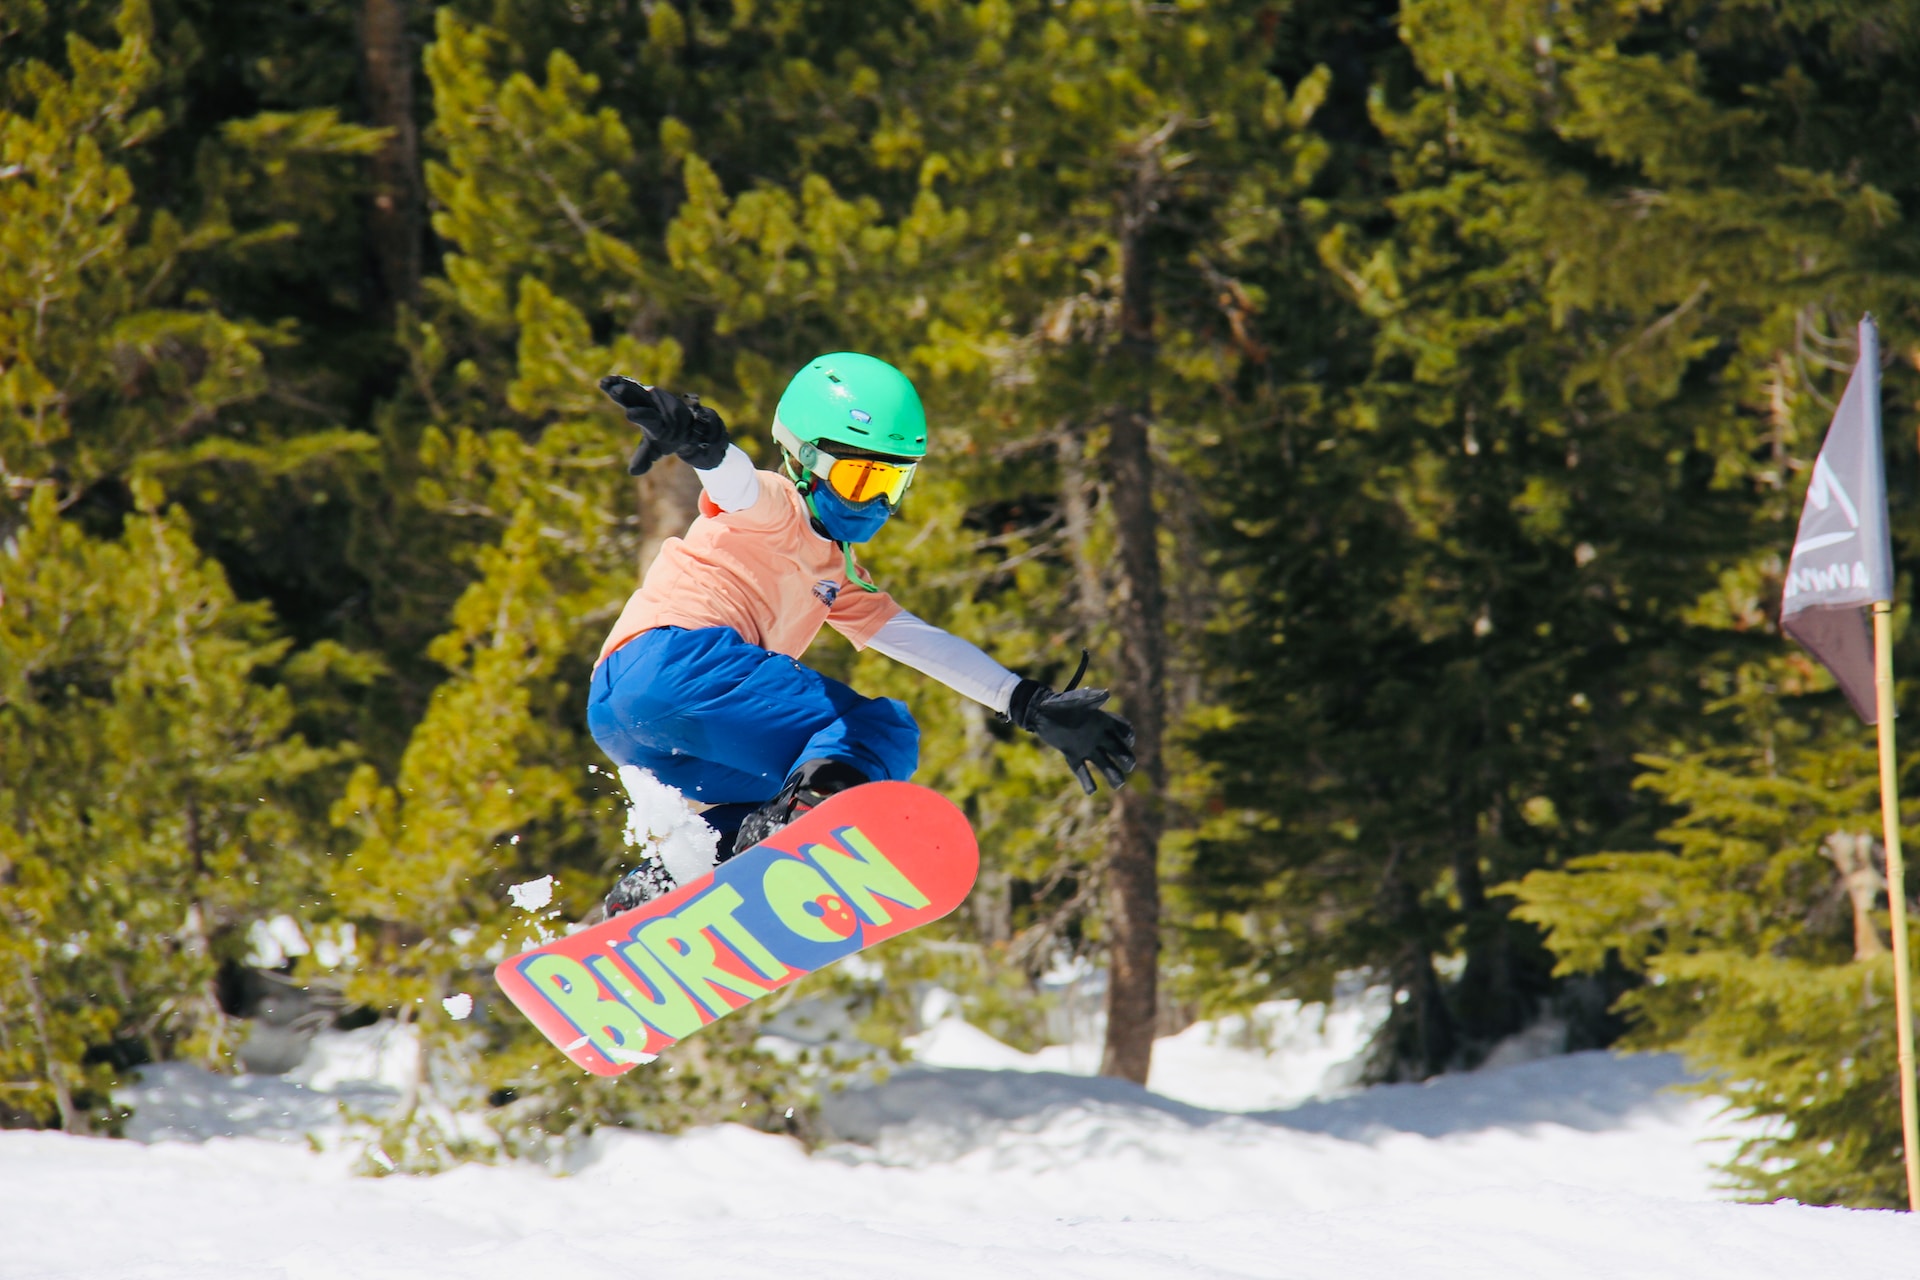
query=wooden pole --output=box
[1872,600,1920,1211]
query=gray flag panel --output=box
[1782,604,1879,724]
[1780,316,1889,726]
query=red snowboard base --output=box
[494,781,979,1076]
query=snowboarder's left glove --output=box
[599,375,730,473]
[624,435,667,477]
[1008,679,1137,795]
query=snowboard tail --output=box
[494,781,978,1075]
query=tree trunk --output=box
[1449,790,1538,1058]
[363,0,420,306]
[1097,183,1168,1086]
[1054,422,1108,641]
[1450,836,1525,1050]
[1378,843,1456,1080]
[636,459,702,581]
[1826,831,1889,960]
[18,959,77,1132]
[1389,941,1455,1080]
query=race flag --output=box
[1781,315,1893,723]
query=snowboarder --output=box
[587,352,1136,917]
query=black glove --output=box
[1008,676,1137,795]
[599,375,730,473]
[624,435,667,477]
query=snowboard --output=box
[493,780,978,1076]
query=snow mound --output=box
[907,987,1389,1110]
[9,1045,1913,1280]
[816,1050,1713,1188]
[15,1013,1907,1278]
[114,1023,417,1144]
[1267,1048,1697,1138]
[113,1062,370,1145]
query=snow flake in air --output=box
[508,875,554,912]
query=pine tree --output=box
[1188,0,1920,1079]
[0,485,337,1130]
[1510,703,1918,1206]
[0,0,376,1131]
[758,0,1339,1083]
[27,0,1920,1171]
[1463,0,1920,1205]
[311,7,969,1159]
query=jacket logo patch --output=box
[813,579,840,608]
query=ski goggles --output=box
[774,421,918,507]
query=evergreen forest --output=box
[6,0,1920,1206]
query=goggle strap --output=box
[842,541,880,593]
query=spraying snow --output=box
[506,876,553,912]
[617,764,720,883]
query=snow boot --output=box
[597,857,679,921]
[730,759,869,858]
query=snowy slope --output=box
[7,1015,1918,1279]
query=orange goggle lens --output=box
[826,456,915,506]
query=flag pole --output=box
[1872,599,1920,1211]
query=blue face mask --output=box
[809,483,893,544]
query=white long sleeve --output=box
[698,444,760,512]
[868,611,1023,714]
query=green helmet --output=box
[772,353,928,462]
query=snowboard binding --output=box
[597,759,872,921]
[730,759,870,857]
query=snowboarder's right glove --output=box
[599,375,730,473]
[1007,678,1137,795]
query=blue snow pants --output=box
[587,626,919,836]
